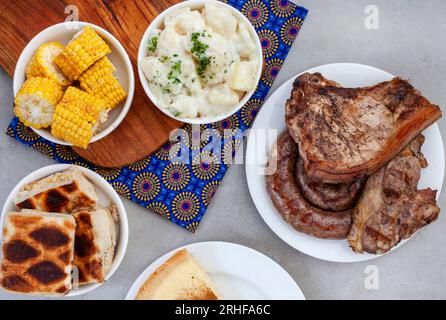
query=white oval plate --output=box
[0,164,129,296]
[126,241,304,300]
[245,63,444,263]
[13,21,135,146]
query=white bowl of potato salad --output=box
[138,0,262,124]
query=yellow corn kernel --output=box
[54,26,111,81]
[51,86,106,148]
[14,77,64,129]
[25,42,72,86]
[79,57,126,109]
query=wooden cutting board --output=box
[0,0,183,168]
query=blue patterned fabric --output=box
[5,0,307,232]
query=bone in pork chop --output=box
[285,73,442,183]
[348,135,440,254]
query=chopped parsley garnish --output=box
[174,111,181,117]
[190,32,214,81]
[167,60,182,84]
[159,56,170,63]
[147,36,158,53]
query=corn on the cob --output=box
[51,87,107,148]
[25,42,72,86]
[54,26,111,81]
[79,57,126,109]
[14,77,64,129]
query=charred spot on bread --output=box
[30,227,70,248]
[4,239,39,263]
[27,261,66,285]
[45,189,69,212]
[1,275,33,292]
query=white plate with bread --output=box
[126,241,304,300]
[0,164,128,297]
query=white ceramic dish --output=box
[0,164,129,296]
[137,0,263,125]
[126,241,305,300]
[245,63,444,263]
[13,21,135,146]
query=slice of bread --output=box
[14,166,98,213]
[0,210,76,296]
[136,249,221,300]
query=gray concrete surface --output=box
[0,0,445,300]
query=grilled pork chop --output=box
[348,135,440,254]
[286,73,442,183]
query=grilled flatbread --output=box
[14,166,98,213]
[0,210,76,296]
[73,208,117,285]
[136,249,221,300]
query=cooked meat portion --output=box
[348,135,440,254]
[0,210,76,296]
[286,73,442,183]
[266,132,352,239]
[295,156,366,211]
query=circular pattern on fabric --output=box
[172,192,200,222]
[55,145,78,161]
[184,124,210,150]
[6,125,15,138]
[162,162,190,191]
[72,161,92,169]
[281,17,303,45]
[262,58,283,86]
[111,181,131,199]
[271,0,295,17]
[201,181,221,207]
[147,202,171,220]
[132,172,160,202]
[192,151,220,180]
[94,167,121,181]
[258,29,279,58]
[241,99,262,126]
[16,122,39,142]
[241,0,269,28]
[212,114,240,140]
[186,222,199,233]
[31,142,53,158]
[128,158,151,172]
[222,138,243,165]
[156,142,181,161]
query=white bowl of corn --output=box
[13,21,135,149]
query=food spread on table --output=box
[0,167,118,296]
[140,3,259,119]
[266,72,442,254]
[13,26,126,148]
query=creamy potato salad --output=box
[140,3,259,119]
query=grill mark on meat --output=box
[266,132,352,239]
